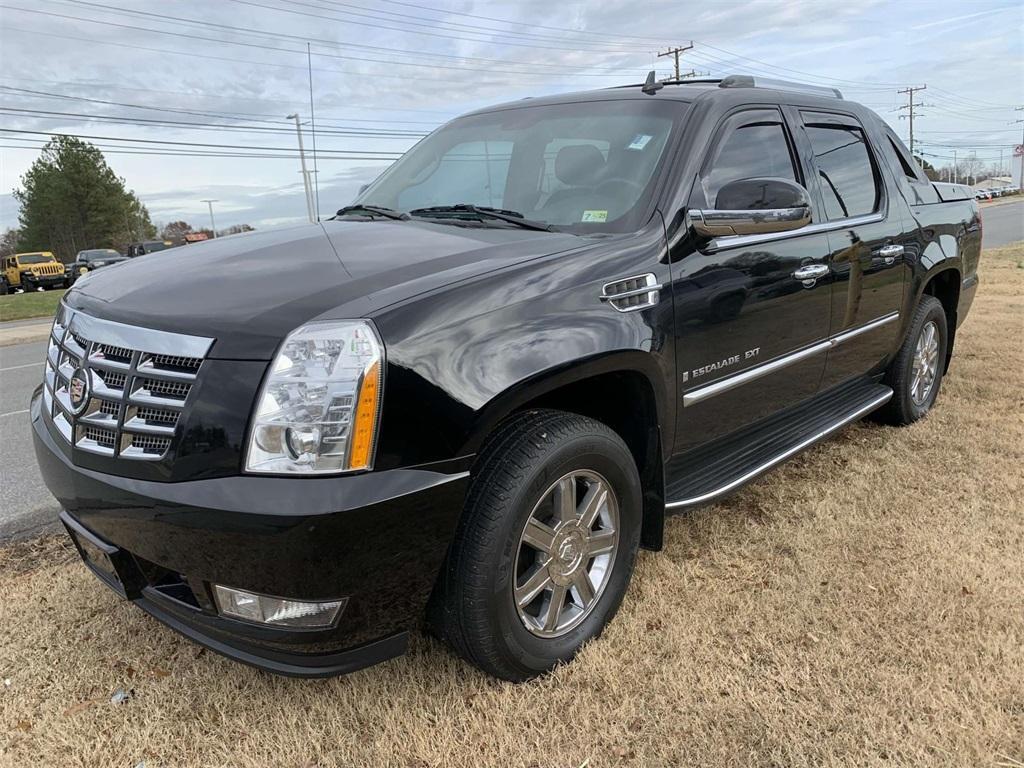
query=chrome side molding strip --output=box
[682,312,899,407]
[666,389,893,510]
[683,341,831,407]
[704,211,885,253]
[828,312,900,346]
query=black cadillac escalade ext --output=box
[32,74,982,681]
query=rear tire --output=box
[430,409,642,681]
[877,295,947,425]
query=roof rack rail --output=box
[718,75,843,99]
[611,74,843,99]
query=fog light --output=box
[212,585,347,629]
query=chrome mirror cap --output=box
[689,205,812,237]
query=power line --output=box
[223,0,652,52]
[47,0,652,62]
[0,139,398,161]
[0,127,405,156]
[0,105,428,138]
[0,81,449,124]
[0,9,636,85]
[323,0,667,44]
[268,0,650,50]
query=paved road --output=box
[980,200,1024,247]
[0,204,1021,541]
[0,340,58,539]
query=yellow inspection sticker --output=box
[581,210,608,222]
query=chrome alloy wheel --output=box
[513,470,619,638]
[910,320,940,406]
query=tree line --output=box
[3,137,254,262]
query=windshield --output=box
[18,254,53,264]
[80,250,120,261]
[356,99,688,234]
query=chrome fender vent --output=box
[599,273,662,313]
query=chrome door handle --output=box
[875,244,904,265]
[792,264,829,284]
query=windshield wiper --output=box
[334,204,409,221]
[409,204,553,232]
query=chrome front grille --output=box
[43,305,214,461]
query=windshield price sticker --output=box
[627,134,653,151]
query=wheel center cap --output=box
[558,538,579,563]
[549,525,587,585]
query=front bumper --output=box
[32,388,470,677]
[23,273,65,287]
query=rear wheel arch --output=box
[919,266,961,373]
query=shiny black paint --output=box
[33,83,982,676]
[35,394,468,656]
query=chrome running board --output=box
[665,379,893,510]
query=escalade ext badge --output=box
[33,73,981,682]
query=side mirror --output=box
[690,177,811,238]
[357,183,370,196]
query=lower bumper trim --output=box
[136,596,409,678]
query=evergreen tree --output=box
[14,136,156,262]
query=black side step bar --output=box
[664,379,892,510]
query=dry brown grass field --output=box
[2,244,1022,768]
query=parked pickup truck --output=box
[68,249,128,283]
[32,74,981,681]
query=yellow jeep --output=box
[3,252,68,293]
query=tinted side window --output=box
[695,112,797,209]
[803,123,880,219]
[885,132,941,204]
[888,137,919,181]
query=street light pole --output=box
[287,113,315,223]
[1013,107,1024,191]
[201,199,218,238]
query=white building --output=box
[971,176,1014,191]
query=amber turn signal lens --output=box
[348,359,381,470]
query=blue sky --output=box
[0,0,1021,233]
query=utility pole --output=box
[658,43,693,81]
[1013,107,1024,191]
[287,113,316,223]
[897,85,927,157]
[201,199,218,238]
[306,43,320,221]
[953,149,958,184]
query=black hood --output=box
[65,220,582,359]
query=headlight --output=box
[245,319,384,474]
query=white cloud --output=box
[1,0,1021,234]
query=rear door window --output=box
[691,109,799,209]
[800,114,881,220]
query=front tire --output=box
[431,410,642,681]
[878,295,948,425]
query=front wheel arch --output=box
[465,362,667,551]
